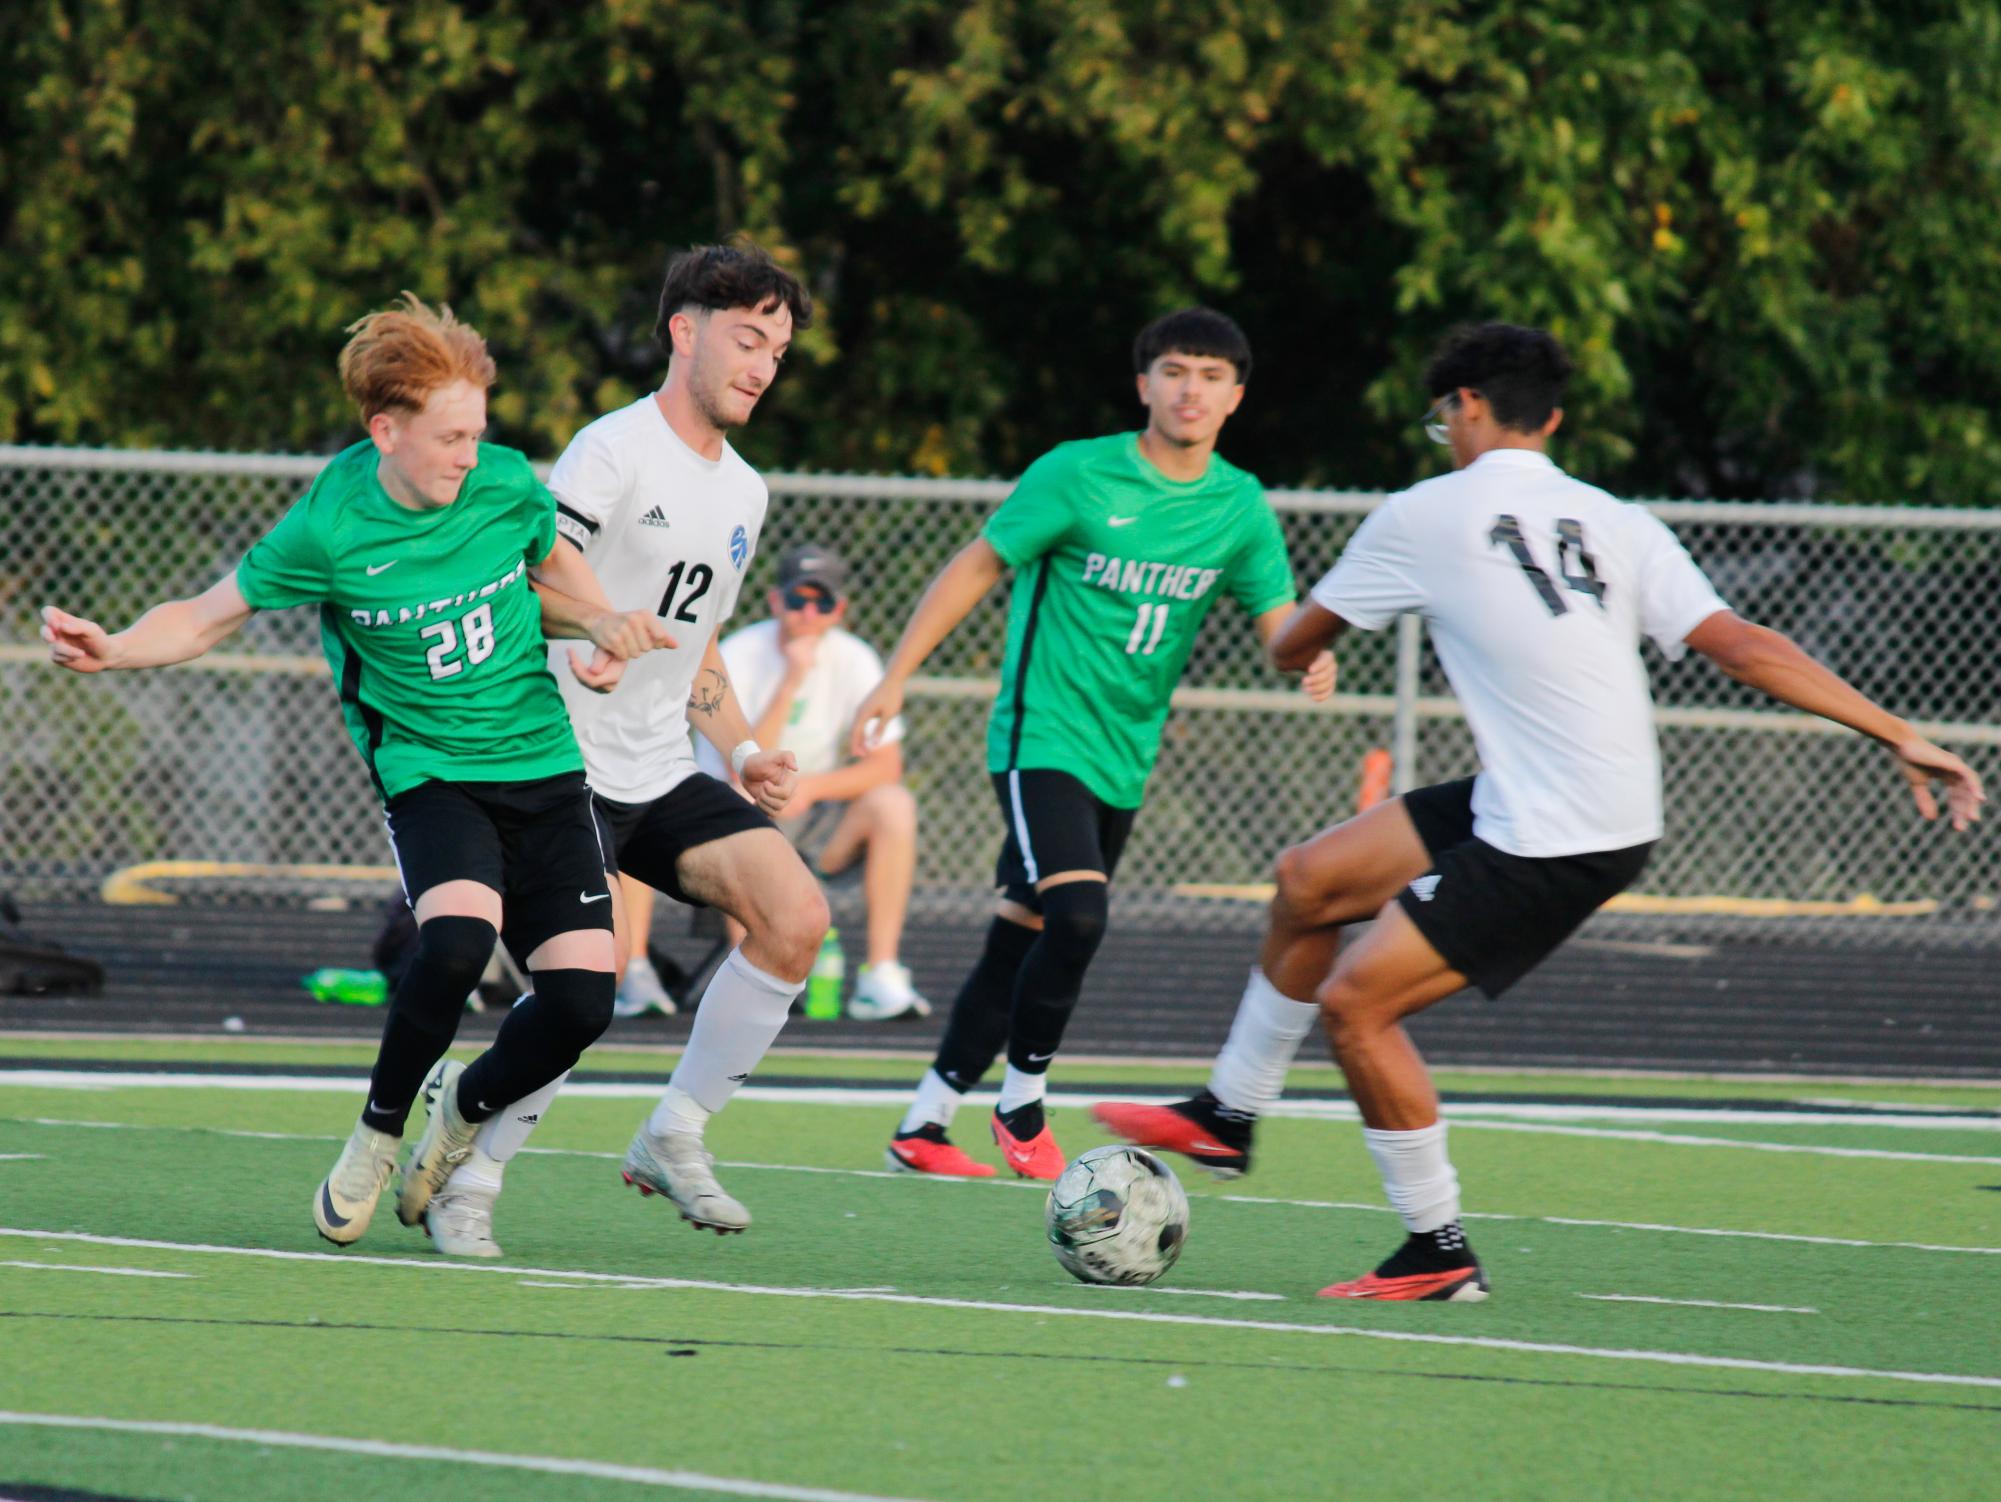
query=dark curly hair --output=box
[1423,323,1572,432]
[655,242,814,350]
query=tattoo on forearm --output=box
[687,667,727,718]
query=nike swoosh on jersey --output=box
[364,561,398,575]
[579,891,612,904]
[1107,516,1138,527]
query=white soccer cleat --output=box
[848,960,932,1022]
[424,1183,503,1259]
[622,1125,751,1233]
[614,956,677,1018]
[313,1120,400,1246]
[396,1060,478,1227]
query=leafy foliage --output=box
[5,0,1999,500]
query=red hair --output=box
[337,292,497,422]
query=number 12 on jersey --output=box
[1125,601,1171,655]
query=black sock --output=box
[996,1099,1045,1140]
[1003,880,1108,1074]
[1376,1223,1477,1276]
[456,968,614,1123]
[929,916,1039,1092]
[359,915,495,1135]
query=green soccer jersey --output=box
[234,440,581,800]
[983,433,1297,808]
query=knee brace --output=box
[402,916,497,1022]
[1035,880,1108,969]
[532,966,617,1050]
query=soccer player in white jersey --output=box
[426,244,830,1255]
[1097,323,1983,1301]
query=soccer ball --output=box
[1044,1144,1190,1286]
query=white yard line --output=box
[2,1227,1996,1394]
[1074,1284,1286,1302]
[0,1412,939,1501]
[1579,1294,1818,1314]
[11,1115,2001,1258]
[3,1071,1995,1137]
[0,1260,191,1279]
[1450,1119,2001,1165]
[0,1154,45,1162]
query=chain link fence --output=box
[2,445,1996,949]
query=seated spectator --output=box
[694,544,931,1021]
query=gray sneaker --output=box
[621,1125,751,1233]
[397,1060,478,1227]
[614,956,677,1018]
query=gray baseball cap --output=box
[775,543,848,598]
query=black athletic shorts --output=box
[1396,776,1654,999]
[383,771,615,966]
[594,772,775,907]
[991,768,1138,913]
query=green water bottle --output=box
[303,967,389,1006]
[804,928,844,1020]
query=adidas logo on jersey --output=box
[1408,874,1442,903]
[640,505,671,529]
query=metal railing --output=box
[3,444,1995,947]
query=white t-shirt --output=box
[1311,448,1728,858]
[545,395,767,804]
[694,620,906,783]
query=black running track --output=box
[3,902,1996,1079]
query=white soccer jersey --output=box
[546,395,768,804]
[693,620,907,782]
[1311,449,1728,858]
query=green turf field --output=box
[2,1043,1996,1501]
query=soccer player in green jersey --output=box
[42,296,670,1248]
[850,308,1337,1179]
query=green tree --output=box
[4,0,1999,502]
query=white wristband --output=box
[730,740,761,779]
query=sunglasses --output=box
[780,587,838,614]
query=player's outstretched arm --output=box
[42,572,254,673]
[1254,604,1337,700]
[1685,610,1985,831]
[688,629,798,815]
[849,536,1005,755]
[529,538,676,692]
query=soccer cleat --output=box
[848,961,933,1022]
[396,1060,479,1227]
[1319,1225,1489,1303]
[623,1126,751,1233]
[1090,1090,1254,1179]
[990,1107,1066,1180]
[884,1124,997,1177]
[424,1184,502,1259]
[313,1120,401,1246]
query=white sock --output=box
[898,1068,965,1135]
[1362,1121,1460,1233]
[660,946,799,1115]
[473,1069,568,1164]
[647,1083,712,1139]
[443,1144,504,1198]
[995,1063,1046,1115]
[1206,967,1320,1117]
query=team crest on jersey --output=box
[729,525,749,570]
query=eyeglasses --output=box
[780,586,838,614]
[1422,394,1460,446]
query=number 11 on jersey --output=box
[1125,601,1170,655]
